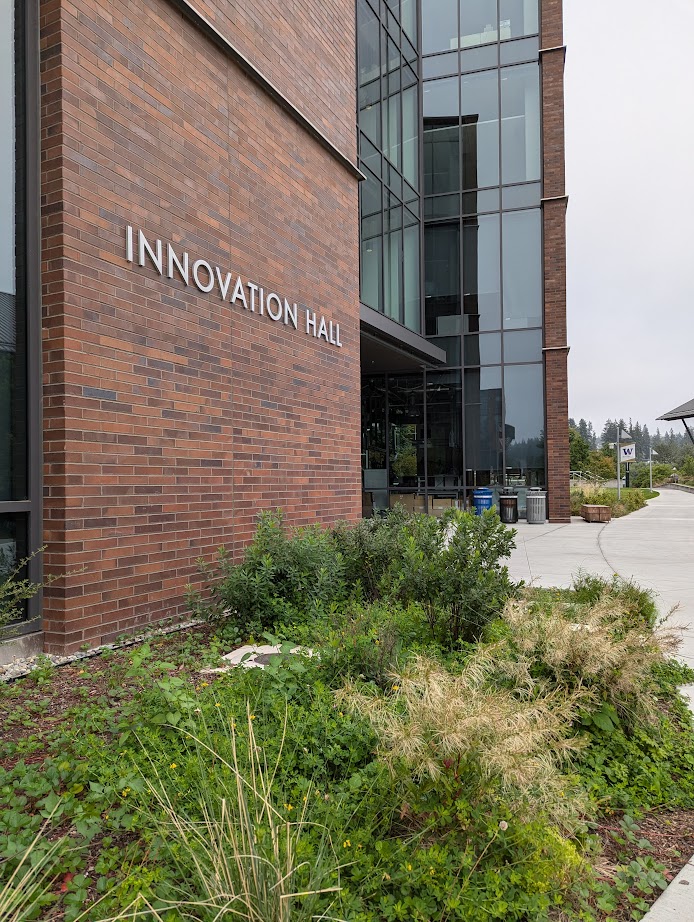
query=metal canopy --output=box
[658,398,694,445]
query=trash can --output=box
[472,487,494,516]
[526,488,547,524]
[499,490,518,525]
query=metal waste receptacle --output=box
[472,487,494,516]
[526,488,547,524]
[499,490,518,525]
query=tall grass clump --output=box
[338,653,588,827]
[117,709,346,922]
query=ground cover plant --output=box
[570,486,659,518]
[2,509,694,921]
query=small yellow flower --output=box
[343,839,351,849]
[303,795,307,802]
[249,714,256,720]
[201,681,209,688]
[215,703,221,708]
[338,711,344,718]
[392,684,400,691]
[284,803,294,811]
[406,863,412,872]
[120,788,131,798]
[170,763,177,770]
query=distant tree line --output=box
[568,416,694,482]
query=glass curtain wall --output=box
[357,0,421,332]
[1,0,35,626]
[361,0,546,516]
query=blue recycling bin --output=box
[472,487,494,516]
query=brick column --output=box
[541,0,570,522]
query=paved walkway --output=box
[507,488,694,668]
[507,488,694,922]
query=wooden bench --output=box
[580,504,612,523]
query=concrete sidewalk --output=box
[507,489,694,668]
[507,489,694,922]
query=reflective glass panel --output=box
[464,366,503,486]
[462,187,499,213]
[463,214,501,332]
[500,36,539,65]
[427,370,463,488]
[421,0,458,54]
[460,0,499,47]
[425,223,461,336]
[504,364,545,486]
[388,375,425,488]
[424,194,459,220]
[402,83,418,188]
[423,52,459,79]
[401,0,417,44]
[403,224,420,332]
[461,69,499,189]
[502,209,542,329]
[500,0,539,38]
[504,329,542,363]
[384,228,402,321]
[460,44,498,73]
[358,0,381,86]
[362,377,389,513]
[501,181,540,209]
[423,77,460,195]
[429,335,461,365]
[501,62,540,184]
[1,0,26,502]
[464,332,501,365]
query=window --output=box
[423,77,459,196]
[421,0,458,54]
[499,0,539,39]
[460,0,499,48]
[461,69,499,189]
[504,364,545,484]
[502,209,542,329]
[425,223,460,336]
[464,366,503,487]
[501,62,540,185]
[463,214,500,332]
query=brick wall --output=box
[40,0,361,653]
[541,0,570,523]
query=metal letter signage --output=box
[124,225,343,349]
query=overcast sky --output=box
[564,0,694,439]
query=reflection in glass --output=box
[423,77,459,196]
[425,223,460,336]
[1,0,27,503]
[501,62,540,185]
[384,228,402,322]
[504,364,545,485]
[424,194,459,220]
[465,366,503,487]
[502,209,542,329]
[463,214,500,332]
[499,36,539,65]
[504,329,542,363]
[464,332,501,365]
[460,0,499,47]
[460,44,498,73]
[462,188,499,214]
[403,225,420,332]
[500,0,539,38]
[362,377,389,514]
[461,69,499,189]
[429,335,461,365]
[388,375,425,488]
[501,181,540,209]
[402,82,418,188]
[360,168,383,311]
[401,0,418,45]
[427,371,462,489]
[423,51,459,80]
[421,0,458,54]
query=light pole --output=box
[649,447,658,491]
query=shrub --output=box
[629,462,676,488]
[187,510,347,634]
[570,487,654,518]
[570,573,659,630]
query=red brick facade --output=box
[541,0,570,522]
[40,0,361,652]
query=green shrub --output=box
[187,510,348,634]
[629,462,677,488]
[570,573,659,630]
[570,487,655,518]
